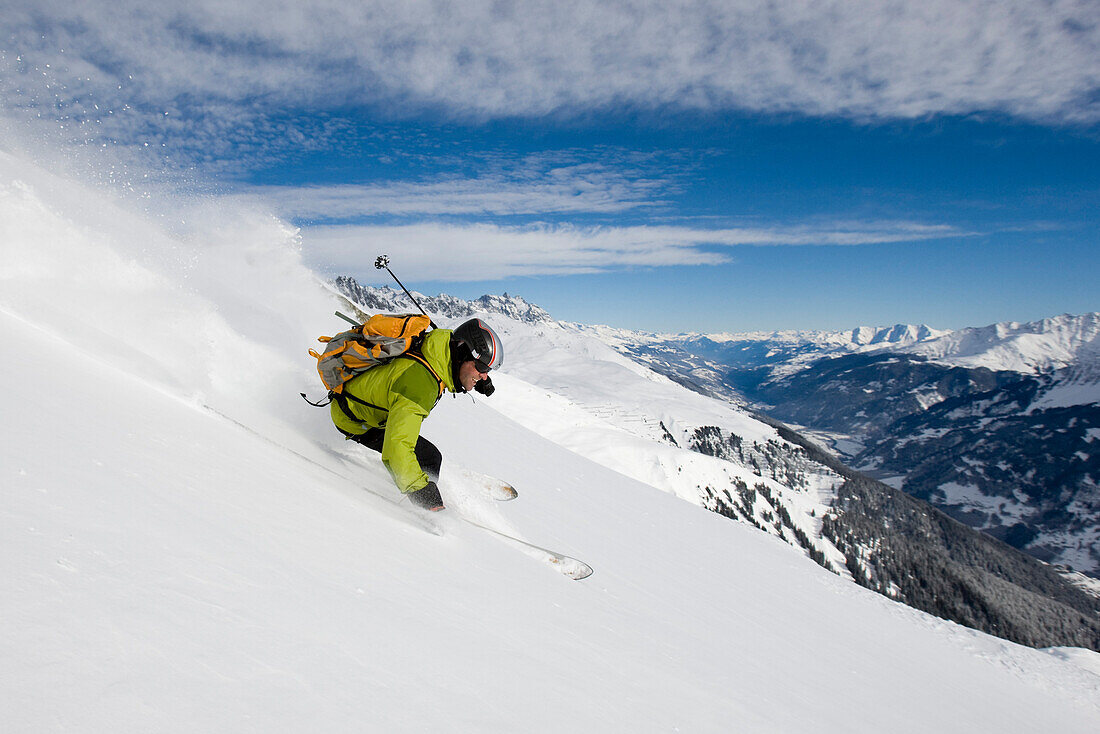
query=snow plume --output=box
[0,149,329,428]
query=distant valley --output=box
[605,313,1100,578]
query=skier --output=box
[329,318,504,511]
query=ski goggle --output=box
[473,359,492,374]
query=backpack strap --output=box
[301,388,388,430]
[399,351,446,399]
[332,390,390,427]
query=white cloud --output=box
[3,0,1098,158]
[248,158,673,218]
[301,220,970,281]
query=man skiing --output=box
[329,318,504,511]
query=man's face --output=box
[458,360,489,392]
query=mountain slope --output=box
[852,371,1100,573]
[5,286,1100,733]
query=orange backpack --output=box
[308,313,433,394]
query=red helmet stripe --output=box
[479,319,500,368]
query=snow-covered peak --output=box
[850,323,944,346]
[470,292,555,324]
[332,278,554,325]
[907,312,1100,373]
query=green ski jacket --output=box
[330,328,457,493]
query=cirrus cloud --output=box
[301,220,971,281]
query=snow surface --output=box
[3,149,1100,732]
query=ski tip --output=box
[494,484,519,501]
[549,556,594,581]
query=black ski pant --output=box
[342,427,442,484]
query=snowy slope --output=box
[3,150,1100,732]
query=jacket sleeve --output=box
[380,393,431,493]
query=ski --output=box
[459,517,593,581]
[472,480,519,502]
[449,466,518,501]
[488,482,518,501]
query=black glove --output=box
[474,376,495,396]
[408,481,445,511]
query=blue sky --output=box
[3,1,1099,332]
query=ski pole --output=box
[374,254,437,328]
[335,311,360,327]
